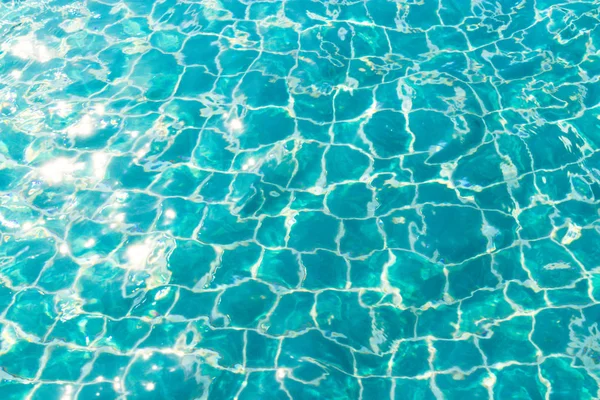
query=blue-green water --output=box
[1,0,600,398]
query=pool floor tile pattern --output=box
[1,0,600,399]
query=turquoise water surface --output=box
[1,0,600,399]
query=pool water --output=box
[1,0,600,399]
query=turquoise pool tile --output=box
[0,382,33,399]
[505,281,548,311]
[169,288,217,319]
[245,331,279,369]
[0,338,45,380]
[334,88,374,121]
[167,240,216,289]
[388,251,445,307]
[46,315,104,347]
[130,286,178,318]
[30,384,73,400]
[77,263,134,318]
[83,352,130,382]
[363,111,411,158]
[78,383,119,400]
[326,182,373,218]
[149,165,209,197]
[447,255,499,299]
[360,377,392,399]
[394,378,437,400]
[459,289,514,335]
[340,218,384,257]
[288,211,339,252]
[279,330,353,375]
[547,279,594,306]
[391,340,430,377]
[238,372,288,400]
[156,197,206,239]
[540,357,599,400]
[210,242,261,287]
[349,250,389,288]
[96,318,151,352]
[202,367,245,399]
[301,250,348,290]
[265,291,315,336]
[479,316,538,364]
[523,239,583,289]
[284,367,360,400]
[5,289,57,338]
[218,279,276,328]
[494,365,546,399]
[373,306,417,349]
[417,205,487,263]
[373,176,416,214]
[256,216,287,248]
[0,239,55,286]
[197,204,257,245]
[325,145,370,184]
[124,352,208,399]
[40,346,93,381]
[532,307,581,356]
[315,290,372,350]
[434,338,483,371]
[354,353,393,377]
[436,369,490,400]
[257,249,301,289]
[195,325,245,368]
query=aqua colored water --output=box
[1,0,600,398]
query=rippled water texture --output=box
[1,0,600,399]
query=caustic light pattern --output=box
[1,0,600,399]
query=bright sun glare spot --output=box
[126,242,153,269]
[164,209,176,219]
[228,118,243,131]
[242,157,256,171]
[61,385,73,399]
[92,152,109,179]
[52,101,73,118]
[59,244,69,254]
[3,36,55,62]
[114,213,125,223]
[40,157,85,184]
[93,104,106,116]
[67,114,95,137]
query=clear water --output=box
[1,0,600,399]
